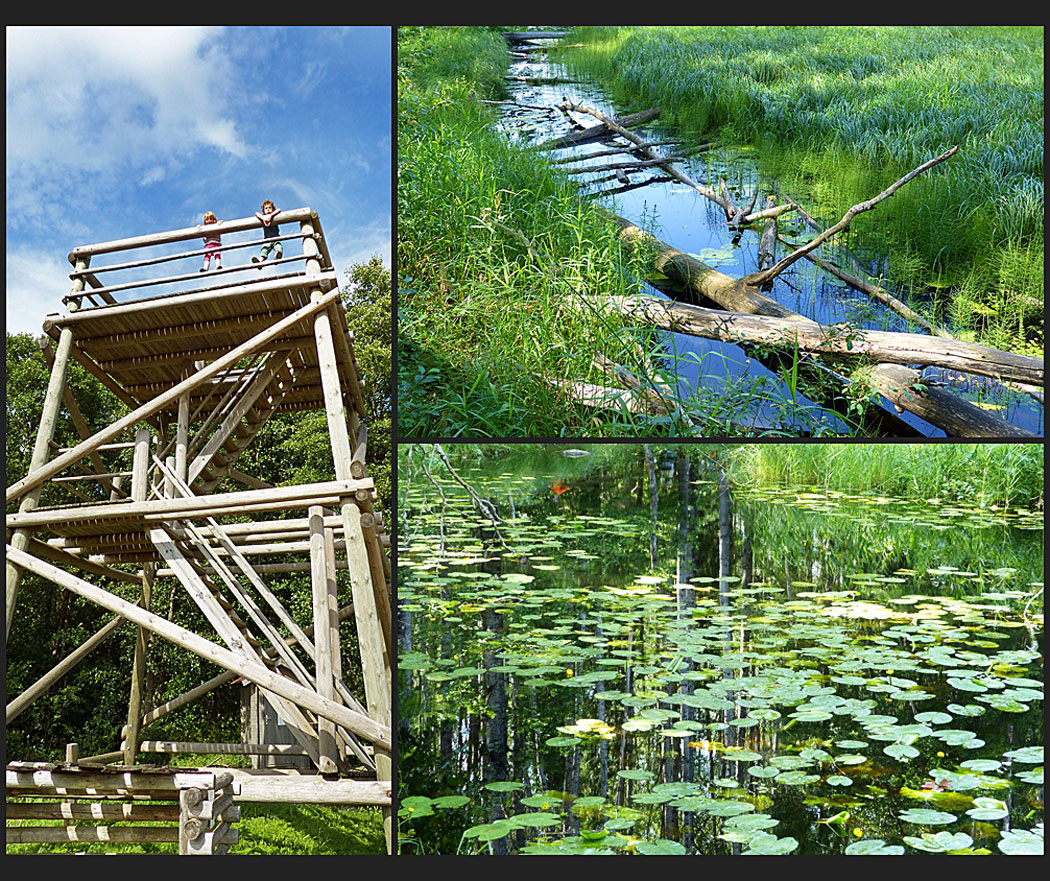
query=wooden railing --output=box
[62,207,333,311]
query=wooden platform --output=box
[38,207,364,418]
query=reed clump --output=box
[729,443,1044,509]
[564,26,1043,354]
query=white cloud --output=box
[5,248,74,336]
[6,27,248,209]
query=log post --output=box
[123,563,154,765]
[6,250,83,638]
[309,505,338,774]
[176,367,190,483]
[757,195,778,278]
[304,214,392,849]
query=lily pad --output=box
[966,797,1009,821]
[431,794,471,809]
[899,808,957,825]
[1003,746,1043,764]
[997,828,1044,855]
[637,839,687,855]
[845,839,904,855]
[743,834,799,855]
[904,831,974,852]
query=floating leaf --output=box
[947,677,988,692]
[1003,746,1043,764]
[845,839,904,855]
[915,711,953,725]
[705,801,755,817]
[774,771,820,786]
[960,759,1002,772]
[512,812,563,828]
[743,834,799,855]
[483,781,525,793]
[637,839,687,855]
[899,808,957,825]
[431,794,470,810]
[904,831,974,852]
[399,795,434,818]
[475,821,515,841]
[966,797,1009,821]
[884,743,920,761]
[997,828,1044,855]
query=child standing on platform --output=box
[252,200,282,266]
[200,211,222,272]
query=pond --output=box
[397,445,1044,855]
[495,37,1043,436]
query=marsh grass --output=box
[563,26,1043,353]
[729,443,1044,508]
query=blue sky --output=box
[6,25,392,335]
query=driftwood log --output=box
[585,296,1043,387]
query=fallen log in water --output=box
[585,296,1043,387]
[592,352,694,428]
[776,233,1043,404]
[862,364,1037,438]
[537,107,661,150]
[610,215,1036,437]
[558,102,796,226]
[503,31,571,43]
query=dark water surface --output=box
[496,40,1043,436]
[397,447,1044,855]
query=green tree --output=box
[342,255,392,515]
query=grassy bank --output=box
[398,27,701,437]
[728,443,1044,508]
[564,26,1044,355]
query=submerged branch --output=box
[556,101,729,210]
[747,146,960,286]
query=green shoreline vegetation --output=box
[397,26,1042,438]
[563,26,1044,354]
[726,443,1043,509]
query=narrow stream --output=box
[498,37,1043,436]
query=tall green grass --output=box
[399,27,724,437]
[564,26,1044,353]
[728,443,1044,508]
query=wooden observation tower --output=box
[5,209,392,853]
